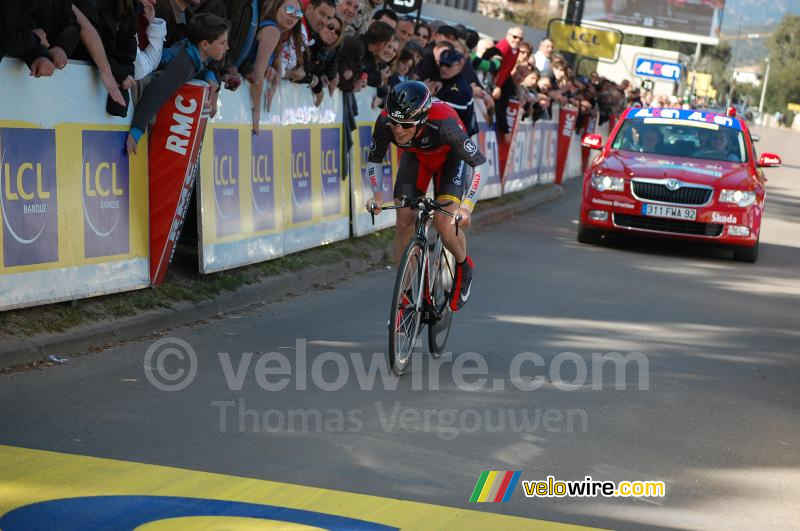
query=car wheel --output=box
[733,240,759,263]
[577,224,603,244]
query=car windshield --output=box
[611,117,748,163]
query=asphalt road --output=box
[1,125,798,530]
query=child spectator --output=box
[126,13,229,154]
[192,0,259,90]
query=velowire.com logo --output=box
[469,471,521,502]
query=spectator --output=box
[389,48,414,87]
[74,0,138,116]
[436,49,477,136]
[70,5,128,106]
[0,0,55,77]
[155,0,202,47]
[31,0,82,70]
[370,8,397,29]
[413,21,431,47]
[134,0,167,80]
[516,41,532,65]
[127,13,229,154]
[415,24,459,83]
[532,37,552,76]
[245,0,305,133]
[395,16,415,45]
[296,12,343,105]
[378,36,400,66]
[336,35,364,92]
[303,0,335,34]
[192,0,260,89]
[360,21,394,88]
[491,26,521,101]
[336,0,361,36]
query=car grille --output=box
[631,181,713,206]
[613,214,723,237]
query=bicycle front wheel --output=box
[389,238,425,376]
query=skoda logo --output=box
[666,179,681,191]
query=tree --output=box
[764,14,800,113]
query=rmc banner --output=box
[0,60,149,311]
[502,110,558,194]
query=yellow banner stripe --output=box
[0,446,597,530]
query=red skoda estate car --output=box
[577,107,782,262]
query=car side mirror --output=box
[757,153,781,167]
[750,134,760,142]
[581,134,603,149]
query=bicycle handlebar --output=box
[369,196,462,235]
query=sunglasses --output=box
[326,23,341,35]
[509,34,523,40]
[285,5,303,18]
[388,118,418,129]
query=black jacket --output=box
[297,35,341,94]
[437,72,477,137]
[0,0,50,65]
[31,0,81,57]
[194,0,257,70]
[155,0,192,48]
[74,0,138,82]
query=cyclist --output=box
[365,80,486,311]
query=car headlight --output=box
[719,189,756,207]
[591,174,624,192]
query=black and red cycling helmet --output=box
[386,81,432,124]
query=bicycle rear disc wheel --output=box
[389,239,425,376]
[428,244,455,358]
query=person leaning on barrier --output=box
[242,0,305,134]
[73,0,139,117]
[126,13,229,154]
[30,0,81,72]
[0,0,56,77]
[436,49,477,137]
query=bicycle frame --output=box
[381,196,454,324]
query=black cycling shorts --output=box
[393,149,468,205]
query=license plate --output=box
[642,204,697,220]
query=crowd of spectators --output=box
[1,0,650,147]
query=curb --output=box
[0,183,563,369]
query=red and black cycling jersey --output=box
[367,99,487,169]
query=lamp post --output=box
[758,57,771,121]
[727,14,743,107]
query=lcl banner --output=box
[147,81,209,286]
[0,59,149,311]
[556,105,578,184]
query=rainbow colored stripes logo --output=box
[469,471,521,502]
